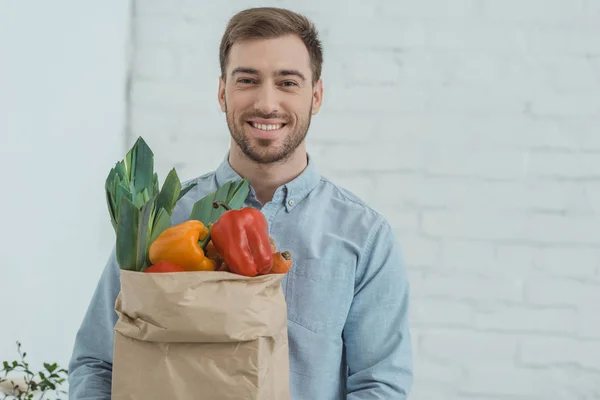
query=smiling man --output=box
[68,7,413,400]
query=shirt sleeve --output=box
[343,217,414,399]
[67,248,120,399]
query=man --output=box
[68,7,413,399]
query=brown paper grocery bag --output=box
[110,269,290,400]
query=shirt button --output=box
[288,199,295,206]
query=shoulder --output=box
[314,176,403,276]
[317,175,387,228]
[313,175,395,253]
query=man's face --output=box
[218,34,323,164]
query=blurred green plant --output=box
[0,342,67,400]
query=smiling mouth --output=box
[247,121,286,131]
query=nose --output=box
[253,83,279,115]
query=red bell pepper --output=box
[144,260,187,273]
[210,201,274,277]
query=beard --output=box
[224,99,312,165]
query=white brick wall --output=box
[130,1,600,398]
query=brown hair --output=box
[219,7,323,85]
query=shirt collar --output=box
[215,151,321,211]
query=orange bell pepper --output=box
[148,220,216,271]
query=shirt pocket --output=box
[285,257,355,334]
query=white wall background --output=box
[0,0,130,395]
[1,0,599,399]
[131,1,600,399]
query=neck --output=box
[228,141,308,205]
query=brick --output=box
[409,385,459,400]
[406,179,580,213]
[525,278,600,307]
[523,215,600,245]
[577,308,600,339]
[326,18,421,48]
[415,21,532,52]
[307,114,386,144]
[520,336,600,370]
[559,117,600,150]
[532,247,598,279]
[424,148,527,179]
[439,241,496,272]
[339,49,403,85]
[474,304,577,335]
[323,85,428,113]
[424,86,528,115]
[379,0,480,19]
[394,234,440,269]
[535,56,600,94]
[494,245,536,274]
[529,26,600,55]
[584,184,600,215]
[423,210,600,245]
[420,329,518,364]
[529,92,600,117]
[380,209,420,234]
[482,0,586,24]
[412,360,465,387]
[413,270,523,302]
[317,143,424,172]
[527,151,600,179]
[421,210,526,241]
[462,366,568,398]
[411,299,474,327]
[378,114,580,151]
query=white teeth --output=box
[251,122,283,131]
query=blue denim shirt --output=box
[68,154,413,399]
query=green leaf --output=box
[116,196,139,271]
[115,160,127,181]
[105,189,117,231]
[153,172,160,197]
[149,207,171,247]
[137,196,156,271]
[188,181,232,225]
[228,179,249,210]
[156,168,182,217]
[129,137,154,196]
[188,179,249,226]
[134,188,150,208]
[177,182,197,201]
[115,181,131,215]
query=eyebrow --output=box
[231,67,306,82]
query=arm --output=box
[343,218,414,399]
[68,249,120,399]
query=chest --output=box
[268,213,357,334]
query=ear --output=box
[311,79,323,115]
[218,76,226,112]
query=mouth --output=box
[247,121,286,131]
[246,120,287,139]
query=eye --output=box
[237,78,255,84]
[280,81,299,87]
